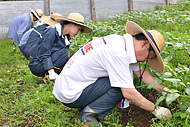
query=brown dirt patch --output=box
[117,89,162,127]
[117,104,155,127]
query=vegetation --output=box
[0,0,190,126]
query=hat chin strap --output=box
[139,51,150,86]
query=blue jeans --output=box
[63,77,124,117]
[29,48,69,76]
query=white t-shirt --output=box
[53,34,141,103]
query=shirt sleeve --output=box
[17,15,33,42]
[37,28,57,70]
[104,56,135,88]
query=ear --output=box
[142,40,150,47]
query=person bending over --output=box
[53,21,172,126]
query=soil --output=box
[117,104,155,127]
[117,89,162,127]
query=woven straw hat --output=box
[29,8,43,20]
[41,13,63,25]
[126,21,165,73]
[55,12,92,33]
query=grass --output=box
[1,0,190,126]
[0,40,73,126]
[0,40,123,127]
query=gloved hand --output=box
[48,69,58,80]
[161,87,169,96]
[152,106,172,120]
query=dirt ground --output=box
[117,89,162,127]
[117,104,155,127]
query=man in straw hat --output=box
[27,12,92,82]
[7,8,43,46]
[53,21,172,126]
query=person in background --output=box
[28,12,92,81]
[53,21,172,127]
[7,8,43,46]
[19,12,63,57]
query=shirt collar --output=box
[52,23,71,45]
[64,35,71,45]
[123,33,137,64]
[52,23,62,36]
[30,13,33,23]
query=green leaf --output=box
[181,103,189,111]
[186,107,190,115]
[185,87,190,95]
[180,113,187,119]
[164,78,181,83]
[164,55,173,62]
[164,78,181,87]
[161,72,173,78]
[155,96,165,107]
[168,89,179,93]
[166,93,180,106]
[178,82,186,87]
[185,115,189,127]
[147,82,157,89]
[153,77,162,84]
[174,112,183,117]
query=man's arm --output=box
[121,88,155,112]
[133,69,164,93]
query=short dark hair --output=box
[63,21,71,25]
[63,21,84,33]
[132,33,147,41]
[133,33,155,53]
[66,34,71,41]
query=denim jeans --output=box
[63,77,124,117]
[29,48,69,76]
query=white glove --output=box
[152,106,172,120]
[161,87,169,96]
[48,69,58,80]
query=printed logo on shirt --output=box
[81,42,93,55]
[81,37,107,55]
[66,37,107,68]
[66,51,80,68]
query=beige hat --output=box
[55,12,92,33]
[29,8,43,20]
[126,21,165,73]
[41,13,63,26]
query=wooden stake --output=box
[90,0,96,22]
[167,0,170,8]
[128,0,133,12]
[44,0,50,16]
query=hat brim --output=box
[29,8,41,20]
[126,21,164,73]
[55,18,92,33]
[40,16,57,26]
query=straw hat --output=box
[29,8,43,20]
[41,13,63,26]
[55,12,92,33]
[126,21,165,73]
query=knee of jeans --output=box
[29,62,46,76]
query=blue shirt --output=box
[7,13,33,45]
[19,28,34,46]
